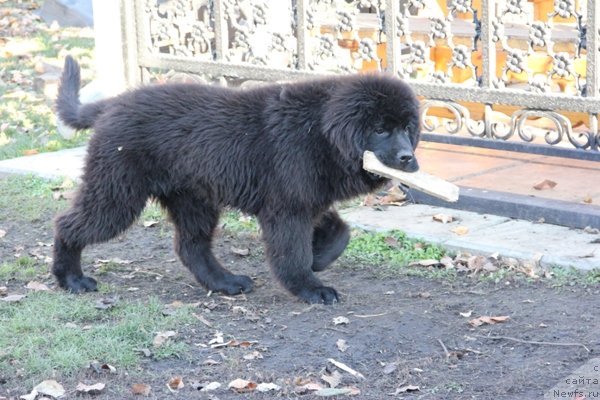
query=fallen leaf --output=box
[440,256,455,269]
[459,310,473,318]
[256,382,281,392]
[131,383,151,396]
[167,376,184,392]
[95,296,118,310]
[142,220,158,228]
[202,358,220,366]
[469,315,510,327]
[201,382,221,391]
[332,316,350,325]
[321,370,342,388]
[228,378,257,393]
[0,229,5,238]
[100,363,117,374]
[0,286,6,296]
[243,350,263,360]
[433,213,454,223]
[76,382,106,395]
[23,149,39,156]
[153,331,176,347]
[451,226,469,235]
[19,390,38,400]
[583,194,593,204]
[336,338,348,352]
[231,246,250,256]
[382,362,398,374]
[533,179,557,190]
[136,348,152,357]
[200,382,221,392]
[26,281,50,292]
[467,255,487,272]
[314,388,353,396]
[409,259,440,267]
[328,358,365,379]
[1,294,26,302]
[52,190,76,201]
[33,380,65,398]
[393,385,420,394]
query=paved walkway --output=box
[0,144,598,270]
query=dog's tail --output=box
[56,56,108,130]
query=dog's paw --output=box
[61,274,98,293]
[210,274,253,295]
[297,286,339,305]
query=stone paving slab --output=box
[341,205,600,271]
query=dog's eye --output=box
[375,128,386,135]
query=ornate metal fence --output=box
[122,0,600,161]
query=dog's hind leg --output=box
[160,193,253,295]
[53,168,149,293]
[259,211,338,304]
[312,210,350,272]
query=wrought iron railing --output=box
[121,0,600,160]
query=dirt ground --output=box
[1,197,599,400]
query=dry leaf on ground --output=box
[459,310,473,318]
[0,229,6,238]
[469,315,510,327]
[153,331,176,347]
[533,179,557,190]
[336,338,348,352]
[433,213,455,223]
[94,296,119,310]
[243,350,263,360]
[228,378,257,393]
[166,376,184,392]
[75,382,106,395]
[382,362,398,374]
[32,380,65,398]
[25,281,50,292]
[451,226,469,235]
[142,220,158,228]
[131,383,151,396]
[256,382,281,392]
[393,385,420,394]
[321,370,342,388]
[231,246,250,256]
[332,316,350,325]
[201,382,221,391]
[1,294,26,302]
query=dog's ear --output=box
[321,97,368,164]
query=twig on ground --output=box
[437,338,451,359]
[354,312,389,318]
[476,335,590,353]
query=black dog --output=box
[53,56,420,304]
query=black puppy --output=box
[53,56,420,304]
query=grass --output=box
[0,5,95,160]
[0,174,67,222]
[0,291,196,383]
[0,256,43,281]
[344,229,446,270]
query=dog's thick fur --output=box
[53,56,420,304]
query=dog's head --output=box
[322,74,420,172]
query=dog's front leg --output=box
[259,211,339,304]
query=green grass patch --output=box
[220,209,259,233]
[0,175,68,222]
[344,229,446,268]
[0,256,44,281]
[0,292,196,383]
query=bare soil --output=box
[1,202,599,400]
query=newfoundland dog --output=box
[53,56,420,304]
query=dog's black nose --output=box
[397,151,414,164]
